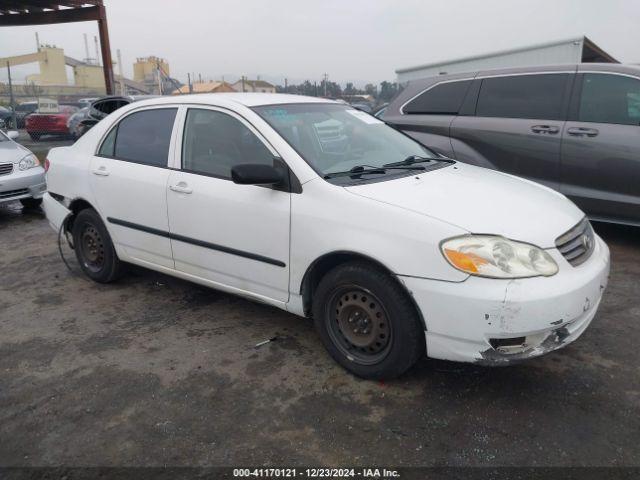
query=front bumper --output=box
[399,235,610,364]
[0,166,46,203]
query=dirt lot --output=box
[1,202,639,468]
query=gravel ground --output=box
[0,202,639,468]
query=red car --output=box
[25,105,78,141]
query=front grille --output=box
[0,163,13,176]
[0,188,29,199]
[555,217,595,267]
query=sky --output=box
[0,0,639,87]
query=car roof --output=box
[130,93,338,109]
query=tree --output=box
[23,81,44,101]
[379,81,402,102]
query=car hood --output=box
[343,162,584,248]
[0,140,31,164]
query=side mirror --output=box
[7,130,19,140]
[231,164,284,186]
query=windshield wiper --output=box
[323,165,386,179]
[323,164,425,179]
[383,155,435,168]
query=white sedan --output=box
[43,94,610,379]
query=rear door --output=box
[450,72,574,190]
[90,106,179,268]
[561,71,640,224]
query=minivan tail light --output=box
[44,158,51,172]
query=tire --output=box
[29,133,40,141]
[72,208,123,283]
[312,261,425,380]
[20,197,43,209]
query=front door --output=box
[167,107,291,302]
[451,73,573,190]
[561,72,640,224]
[89,107,178,268]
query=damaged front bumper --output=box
[399,234,610,365]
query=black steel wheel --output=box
[79,223,105,273]
[327,286,393,365]
[313,261,425,380]
[72,208,123,283]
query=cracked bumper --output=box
[399,234,610,364]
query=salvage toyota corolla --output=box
[42,93,610,379]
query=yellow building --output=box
[134,56,170,83]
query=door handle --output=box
[92,166,110,176]
[169,182,193,194]
[531,125,560,134]
[567,127,599,138]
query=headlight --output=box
[18,153,40,171]
[441,235,558,279]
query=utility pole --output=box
[83,33,90,63]
[94,35,100,65]
[6,62,16,130]
[156,60,163,95]
[35,32,40,51]
[241,75,245,92]
[187,73,192,93]
[284,78,288,93]
[323,73,328,97]
[116,49,125,95]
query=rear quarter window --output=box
[403,80,472,114]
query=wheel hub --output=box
[334,289,390,354]
[81,225,105,269]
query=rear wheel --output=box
[312,261,425,380]
[28,133,41,141]
[20,198,42,209]
[72,208,123,283]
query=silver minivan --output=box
[384,63,640,226]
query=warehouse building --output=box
[396,36,618,83]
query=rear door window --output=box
[578,73,640,125]
[476,74,569,120]
[107,108,177,167]
[403,80,472,114]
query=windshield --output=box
[253,103,436,176]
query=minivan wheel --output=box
[313,261,425,380]
[72,208,123,283]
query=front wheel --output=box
[72,208,123,283]
[312,261,425,380]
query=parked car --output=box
[351,102,373,113]
[25,105,79,141]
[0,129,46,208]
[67,107,90,139]
[0,106,13,128]
[373,103,388,118]
[384,63,640,227]
[75,95,158,136]
[14,101,38,128]
[43,93,609,379]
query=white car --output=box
[0,129,46,208]
[43,94,610,379]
